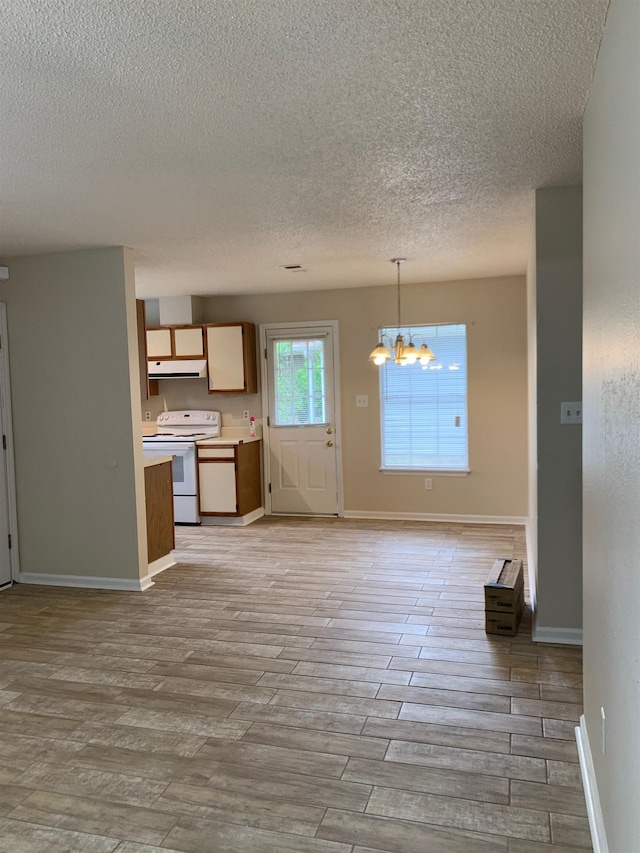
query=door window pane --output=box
[272,339,327,425]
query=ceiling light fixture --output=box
[369,259,436,367]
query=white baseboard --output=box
[524,518,537,612]
[343,510,527,525]
[576,715,609,853]
[532,625,583,645]
[138,554,177,589]
[201,507,265,527]
[17,571,153,592]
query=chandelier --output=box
[369,259,436,366]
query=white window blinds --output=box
[380,324,469,471]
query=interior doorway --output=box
[260,321,342,516]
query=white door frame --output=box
[259,320,344,517]
[0,304,20,583]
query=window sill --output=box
[380,468,470,477]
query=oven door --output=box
[143,442,197,496]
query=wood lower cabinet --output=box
[198,441,262,517]
[144,460,175,563]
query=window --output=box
[380,323,468,471]
[271,338,327,425]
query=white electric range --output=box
[142,410,221,523]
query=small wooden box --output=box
[485,558,524,637]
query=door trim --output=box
[259,320,344,518]
[0,304,20,583]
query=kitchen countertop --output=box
[143,455,174,468]
[141,425,262,445]
[196,435,261,446]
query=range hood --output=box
[148,359,208,379]
[146,297,208,380]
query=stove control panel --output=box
[157,410,220,427]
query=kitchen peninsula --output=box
[143,455,176,577]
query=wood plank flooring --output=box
[0,517,591,852]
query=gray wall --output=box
[529,186,583,637]
[583,0,640,847]
[0,248,147,582]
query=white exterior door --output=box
[264,325,339,516]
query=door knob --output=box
[326,440,334,447]
[326,428,333,434]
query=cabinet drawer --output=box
[198,447,236,459]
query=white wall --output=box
[0,248,147,583]
[530,186,583,640]
[146,274,529,520]
[583,0,640,848]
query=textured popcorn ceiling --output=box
[0,1,608,296]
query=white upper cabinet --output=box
[146,328,172,359]
[146,326,205,360]
[174,326,205,357]
[206,323,257,395]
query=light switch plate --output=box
[356,395,368,408]
[561,402,582,424]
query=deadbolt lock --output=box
[326,428,333,434]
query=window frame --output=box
[378,322,470,476]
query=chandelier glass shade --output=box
[369,260,436,367]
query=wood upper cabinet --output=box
[205,322,257,394]
[146,325,205,360]
[137,300,158,399]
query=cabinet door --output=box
[198,461,237,514]
[174,326,205,357]
[206,323,257,394]
[147,328,172,358]
[207,325,246,392]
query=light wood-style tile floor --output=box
[0,517,591,852]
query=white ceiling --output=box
[1,1,608,297]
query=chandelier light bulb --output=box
[403,342,419,364]
[418,343,436,365]
[369,342,391,364]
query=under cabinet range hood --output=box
[148,359,208,379]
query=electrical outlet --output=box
[601,706,606,755]
[242,410,250,421]
[145,411,151,421]
[424,478,432,490]
[561,402,583,424]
